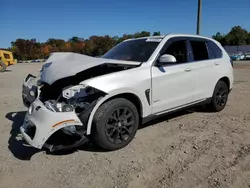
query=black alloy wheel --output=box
[209,80,229,112]
[93,98,139,151]
[215,86,227,108]
[105,107,136,144]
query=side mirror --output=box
[157,54,177,66]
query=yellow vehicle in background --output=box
[0,50,17,72]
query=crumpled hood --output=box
[40,52,141,85]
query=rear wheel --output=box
[92,98,139,151]
[0,61,6,72]
[208,80,229,112]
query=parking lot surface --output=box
[0,62,250,188]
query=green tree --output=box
[69,36,79,43]
[212,32,228,46]
[133,31,150,38]
[212,26,250,46]
[225,26,248,45]
[247,32,250,45]
[152,31,161,36]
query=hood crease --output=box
[40,52,141,85]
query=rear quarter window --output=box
[206,41,223,59]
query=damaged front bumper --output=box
[20,73,106,151]
[20,98,88,151]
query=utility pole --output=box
[196,0,202,35]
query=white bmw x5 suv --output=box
[21,34,234,152]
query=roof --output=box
[124,35,166,41]
[124,34,214,42]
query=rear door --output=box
[187,38,221,100]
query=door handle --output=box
[215,62,219,66]
[185,68,192,72]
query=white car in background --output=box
[245,52,250,60]
[21,34,234,152]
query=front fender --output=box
[86,89,150,135]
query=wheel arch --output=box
[86,92,144,135]
[218,76,230,91]
[107,93,143,117]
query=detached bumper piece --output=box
[20,117,38,147]
[20,99,88,151]
[23,121,36,140]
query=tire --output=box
[92,98,139,151]
[0,61,6,72]
[208,80,229,112]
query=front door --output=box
[151,38,194,114]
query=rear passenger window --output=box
[206,41,222,59]
[190,41,209,61]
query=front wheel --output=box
[92,98,139,151]
[208,80,229,112]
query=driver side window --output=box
[162,40,187,63]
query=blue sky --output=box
[1,0,250,48]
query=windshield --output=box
[102,38,160,62]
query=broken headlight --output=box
[62,84,89,99]
[44,101,74,113]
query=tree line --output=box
[4,26,250,60]
[7,31,160,60]
[212,26,250,46]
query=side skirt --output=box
[142,98,211,124]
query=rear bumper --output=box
[20,99,83,149]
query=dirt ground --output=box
[0,62,250,188]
